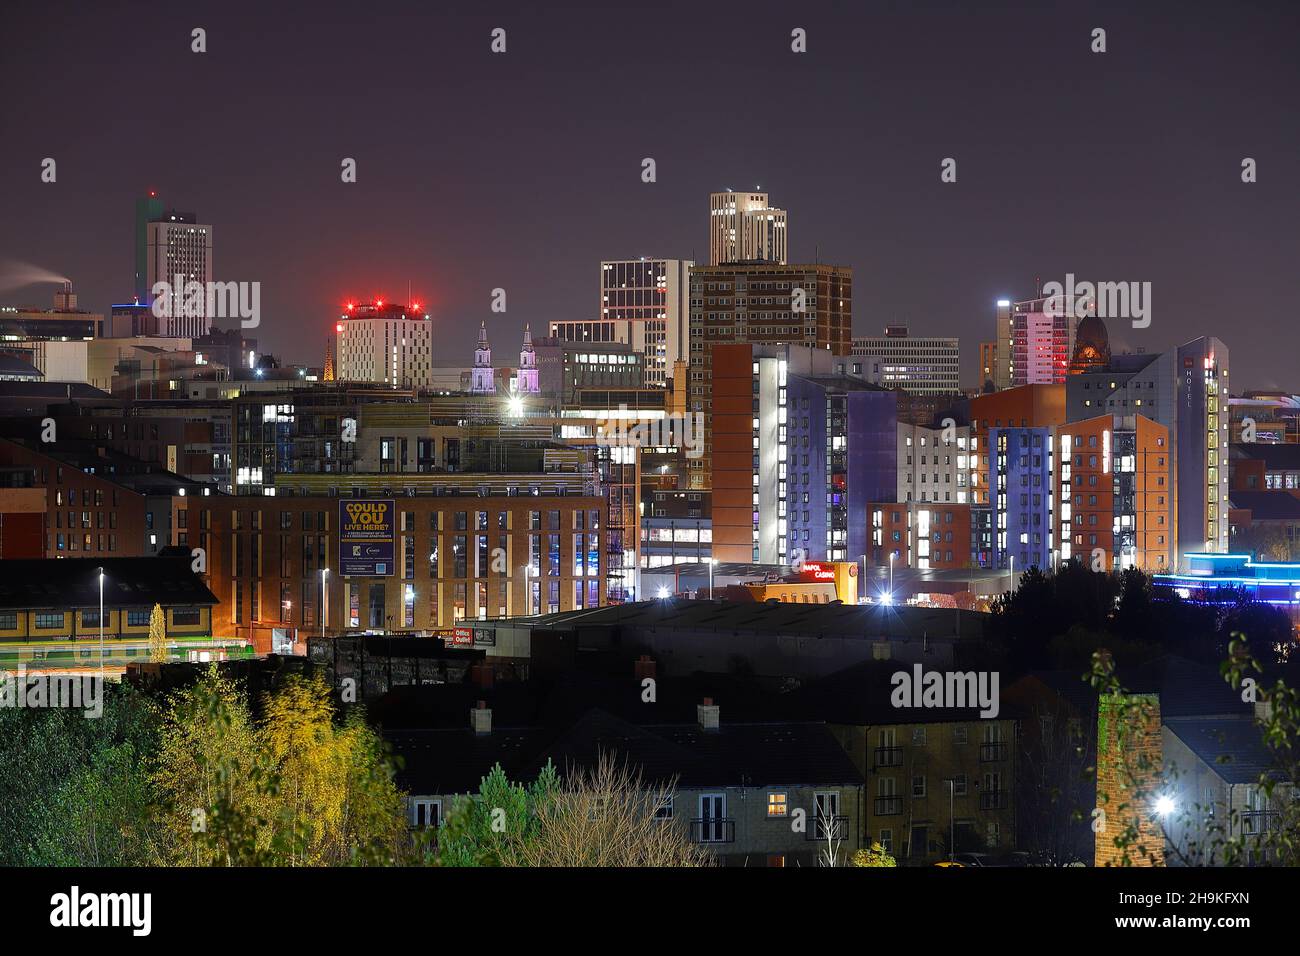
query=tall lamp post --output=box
[321,568,329,639]
[708,558,718,598]
[889,552,895,600]
[946,778,956,862]
[519,564,533,616]
[97,566,105,681]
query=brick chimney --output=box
[634,655,656,681]
[697,697,720,732]
[470,700,492,736]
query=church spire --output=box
[470,320,496,394]
[515,322,539,394]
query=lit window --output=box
[767,792,788,817]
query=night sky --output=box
[3,0,1298,388]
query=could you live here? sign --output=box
[339,499,395,576]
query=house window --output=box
[0,612,16,630]
[814,791,841,839]
[127,609,151,627]
[912,727,927,746]
[953,726,968,745]
[879,829,893,854]
[654,796,674,821]
[912,776,927,798]
[953,774,968,796]
[173,608,201,627]
[35,612,65,629]
[410,799,441,829]
[767,792,788,817]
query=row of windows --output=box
[0,608,202,630]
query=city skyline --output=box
[3,1,1298,388]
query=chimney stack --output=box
[697,697,720,732]
[634,655,656,681]
[470,700,492,736]
[54,280,77,312]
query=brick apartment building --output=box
[194,489,606,651]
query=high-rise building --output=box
[1010,292,1075,386]
[851,326,960,396]
[1064,334,1229,565]
[1055,413,1173,572]
[135,195,214,338]
[597,259,692,387]
[709,343,896,565]
[686,262,852,489]
[989,426,1056,572]
[334,300,434,388]
[968,384,1068,567]
[709,191,788,265]
[993,299,1013,391]
[979,341,997,390]
[1177,338,1231,559]
[897,421,974,504]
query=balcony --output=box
[690,818,736,844]
[980,742,1008,762]
[806,815,850,841]
[1242,810,1281,836]
[874,796,903,816]
[874,746,903,769]
[980,790,1006,810]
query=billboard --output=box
[339,499,395,576]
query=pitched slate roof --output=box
[386,708,863,795]
[1163,717,1280,784]
[0,556,217,610]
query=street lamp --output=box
[1009,554,1015,590]
[708,558,718,598]
[889,552,895,599]
[946,778,956,862]
[519,564,533,616]
[97,566,105,681]
[321,568,329,638]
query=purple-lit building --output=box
[744,345,896,565]
[988,425,1055,571]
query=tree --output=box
[148,603,168,663]
[259,674,406,866]
[0,682,157,866]
[150,666,271,866]
[437,754,711,867]
[850,842,898,867]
